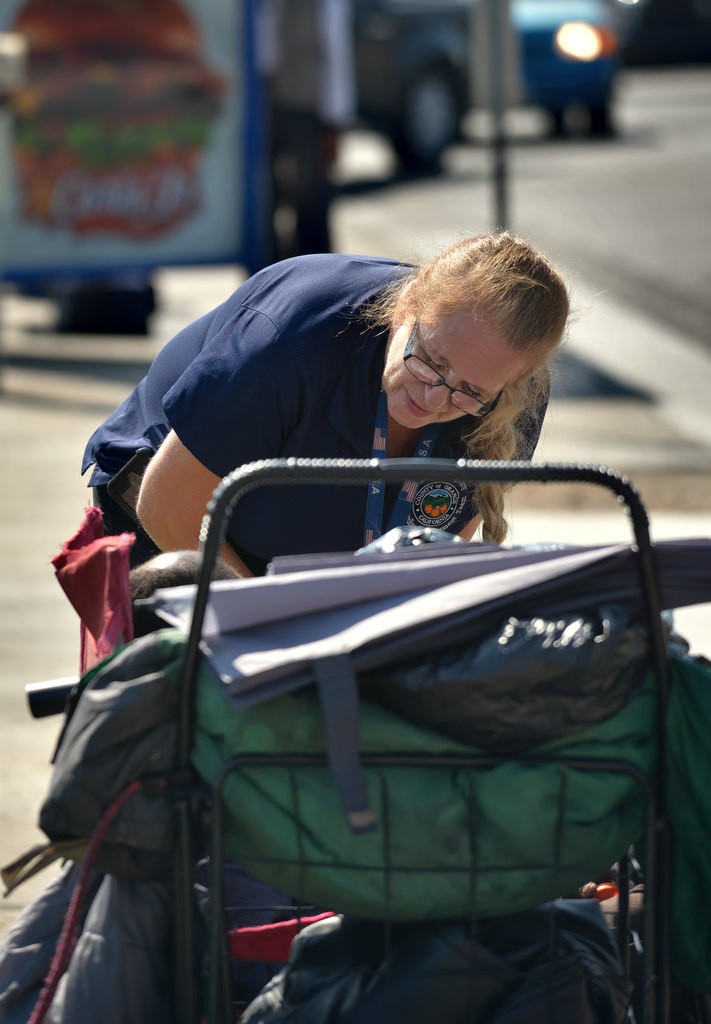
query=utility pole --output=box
[470,0,522,232]
[487,0,508,230]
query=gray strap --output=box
[312,653,376,834]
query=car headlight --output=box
[554,22,618,61]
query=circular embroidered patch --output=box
[411,482,463,529]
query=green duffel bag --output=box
[192,664,657,921]
[665,649,711,993]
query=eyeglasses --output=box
[403,320,501,418]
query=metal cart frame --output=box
[172,458,672,1024]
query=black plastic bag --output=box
[360,603,649,753]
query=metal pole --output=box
[484,0,508,230]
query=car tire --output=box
[392,66,462,172]
[588,96,615,138]
[547,107,567,137]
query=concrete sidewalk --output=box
[0,261,709,934]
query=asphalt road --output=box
[334,65,711,353]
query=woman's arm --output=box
[458,515,482,542]
[135,431,254,578]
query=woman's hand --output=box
[135,431,254,577]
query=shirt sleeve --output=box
[163,306,304,478]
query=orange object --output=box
[594,881,619,902]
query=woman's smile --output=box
[403,387,430,417]
[382,312,528,431]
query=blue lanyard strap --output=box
[363,389,439,545]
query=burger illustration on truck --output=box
[9,0,226,238]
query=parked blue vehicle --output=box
[353,0,624,169]
[519,0,621,135]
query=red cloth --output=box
[51,507,136,673]
[228,913,337,963]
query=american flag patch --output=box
[373,427,387,452]
[402,480,419,502]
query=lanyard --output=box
[363,389,439,546]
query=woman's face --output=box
[382,313,528,429]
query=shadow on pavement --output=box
[551,351,652,402]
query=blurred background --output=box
[2,0,710,331]
[0,0,709,928]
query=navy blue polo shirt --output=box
[83,253,546,574]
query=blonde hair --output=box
[363,232,570,543]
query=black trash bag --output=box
[360,603,649,753]
[241,899,630,1024]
